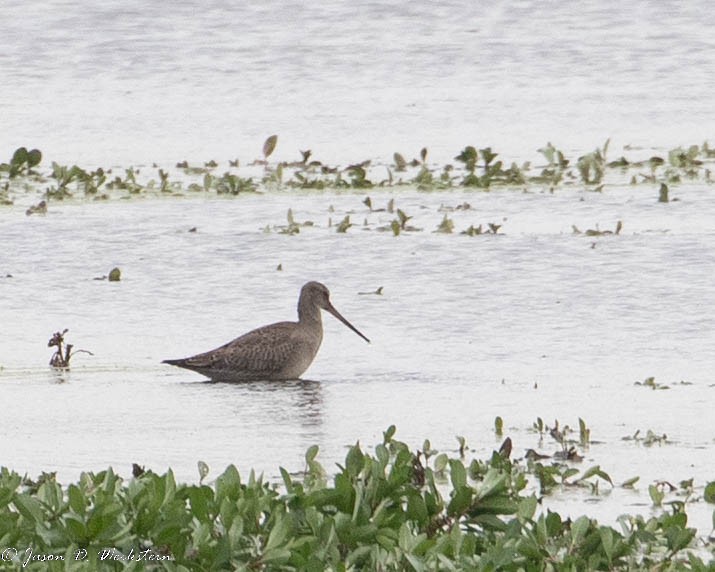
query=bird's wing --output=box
[179,322,298,376]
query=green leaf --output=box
[11,147,29,166]
[266,513,291,550]
[570,516,591,547]
[197,460,209,483]
[621,476,639,488]
[665,524,695,553]
[703,481,715,504]
[447,486,472,516]
[494,416,503,435]
[67,484,86,514]
[577,465,613,486]
[449,459,467,489]
[649,484,664,507]
[63,513,88,542]
[27,148,42,167]
[599,526,614,562]
[306,444,319,463]
[13,493,45,523]
[345,442,364,477]
[433,453,448,473]
[517,495,537,520]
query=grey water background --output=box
[2,1,714,164]
[1,0,714,534]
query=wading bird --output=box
[163,281,369,381]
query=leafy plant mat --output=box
[1,427,713,570]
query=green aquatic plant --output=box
[335,215,352,233]
[572,220,622,236]
[622,429,669,447]
[5,138,715,205]
[346,163,373,188]
[393,152,407,172]
[577,149,605,185]
[275,209,303,235]
[0,429,711,570]
[462,224,483,236]
[215,172,256,194]
[455,145,478,184]
[704,482,715,504]
[435,214,454,233]
[635,376,670,390]
[494,416,504,436]
[578,417,591,448]
[534,142,569,188]
[0,146,42,178]
[659,183,670,203]
[669,145,702,169]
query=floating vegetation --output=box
[93,267,122,281]
[622,429,670,447]
[0,428,710,570]
[2,138,714,205]
[572,220,623,236]
[0,146,42,178]
[269,208,315,235]
[635,376,670,390]
[335,215,352,233]
[434,214,454,233]
[659,182,670,203]
[48,329,92,368]
[25,200,47,216]
[358,286,384,295]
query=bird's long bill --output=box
[326,302,370,343]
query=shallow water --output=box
[2,1,715,165]
[1,184,714,535]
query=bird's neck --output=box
[298,303,323,326]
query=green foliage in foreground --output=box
[0,429,713,571]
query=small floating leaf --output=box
[198,461,209,484]
[263,135,278,159]
[435,214,454,234]
[336,215,352,233]
[658,183,669,203]
[621,476,640,488]
[393,152,407,171]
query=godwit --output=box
[163,281,369,381]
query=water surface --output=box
[1,184,713,534]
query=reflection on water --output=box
[200,378,324,429]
